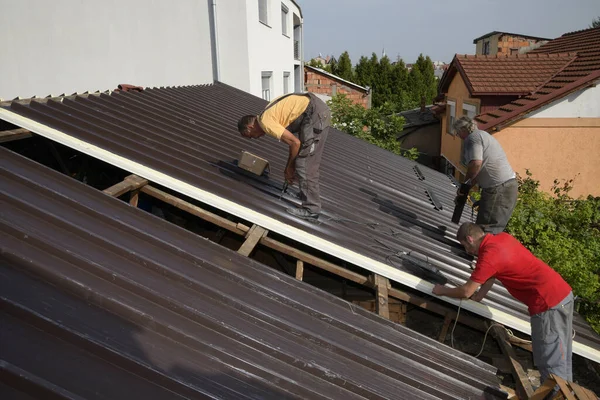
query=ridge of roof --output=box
[455,52,577,60]
[472,31,552,44]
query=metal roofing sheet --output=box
[0,82,598,363]
[0,147,505,399]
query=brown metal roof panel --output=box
[1,83,598,362]
[0,148,506,399]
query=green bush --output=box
[506,170,600,332]
[327,94,418,160]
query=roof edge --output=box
[479,70,600,132]
[304,65,369,93]
[472,31,553,44]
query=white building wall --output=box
[215,0,251,92]
[529,81,600,118]
[0,0,214,100]
[245,0,301,99]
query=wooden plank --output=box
[398,302,407,325]
[295,260,304,281]
[553,375,576,400]
[499,384,518,400]
[238,225,268,257]
[530,376,559,400]
[374,274,390,319]
[438,314,452,343]
[129,190,140,207]
[0,128,32,143]
[569,381,595,400]
[490,324,534,400]
[259,237,370,286]
[141,185,248,236]
[104,175,148,198]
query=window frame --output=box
[283,71,291,94]
[261,71,272,101]
[258,0,269,27]
[446,99,457,136]
[281,3,289,37]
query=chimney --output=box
[420,96,426,113]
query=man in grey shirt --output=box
[454,116,518,234]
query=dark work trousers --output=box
[531,292,574,383]
[295,126,329,213]
[477,178,518,234]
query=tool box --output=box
[238,150,270,176]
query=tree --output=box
[336,51,354,82]
[409,54,438,105]
[506,171,600,333]
[355,55,375,88]
[372,55,393,108]
[591,17,600,28]
[327,94,418,160]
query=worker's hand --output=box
[432,284,445,296]
[284,165,296,183]
[470,290,485,302]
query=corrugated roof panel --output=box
[0,147,505,399]
[1,82,598,363]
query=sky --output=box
[300,0,600,64]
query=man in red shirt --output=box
[433,223,574,383]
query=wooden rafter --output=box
[490,324,534,399]
[238,225,268,257]
[0,128,32,143]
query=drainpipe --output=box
[300,18,304,92]
[209,0,220,82]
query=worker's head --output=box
[238,115,265,139]
[453,116,478,140]
[456,223,486,255]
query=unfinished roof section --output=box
[477,26,600,130]
[1,83,599,362]
[0,148,505,399]
[439,53,576,96]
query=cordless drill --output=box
[452,182,473,224]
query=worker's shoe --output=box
[286,207,319,221]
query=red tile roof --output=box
[453,53,576,95]
[476,26,600,131]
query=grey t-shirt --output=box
[463,129,515,188]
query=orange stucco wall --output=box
[494,119,600,198]
[440,73,480,179]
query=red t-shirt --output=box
[470,233,572,315]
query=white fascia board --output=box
[1,106,598,363]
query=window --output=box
[281,4,288,36]
[483,40,490,55]
[283,72,290,94]
[258,0,268,25]
[261,71,272,101]
[446,100,456,135]
[510,48,519,55]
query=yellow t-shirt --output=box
[258,94,310,140]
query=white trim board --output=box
[1,107,598,363]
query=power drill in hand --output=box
[452,182,473,224]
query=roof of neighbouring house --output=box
[476,26,600,131]
[438,53,577,96]
[304,65,370,93]
[1,83,599,364]
[398,106,439,129]
[472,31,552,44]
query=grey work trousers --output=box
[477,178,518,234]
[295,126,329,213]
[531,292,574,383]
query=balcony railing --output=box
[294,40,300,61]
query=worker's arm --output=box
[432,279,481,299]
[464,160,483,186]
[280,130,301,183]
[471,278,495,302]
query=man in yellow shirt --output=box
[237,93,331,221]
